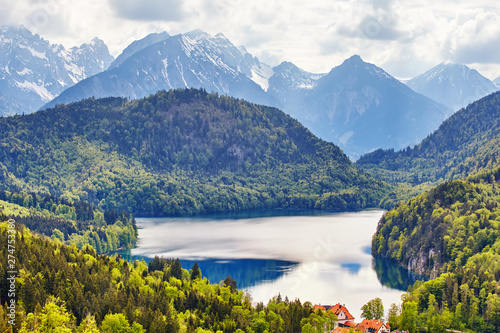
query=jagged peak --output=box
[275,61,296,68]
[90,37,105,46]
[343,54,364,65]
[185,29,211,40]
[273,61,302,73]
[215,32,227,39]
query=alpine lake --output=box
[118,209,422,320]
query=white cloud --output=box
[449,10,500,64]
[108,0,186,22]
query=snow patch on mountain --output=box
[0,25,114,116]
[250,64,273,91]
[15,80,54,101]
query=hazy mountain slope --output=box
[357,91,500,188]
[39,30,449,160]
[1,88,387,216]
[406,63,498,111]
[299,55,450,158]
[108,31,170,70]
[0,25,113,116]
[44,31,277,110]
[267,61,324,118]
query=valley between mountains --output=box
[1,25,500,332]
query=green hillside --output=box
[360,92,500,332]
[373,167,500,332]
[0,88,387,216]
[0,189,136,253]
[357,91,500,207]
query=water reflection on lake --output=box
[122,210,417,320]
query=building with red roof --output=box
[358,319,390,333]
[313,303,355,325]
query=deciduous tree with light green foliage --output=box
[387,303,400,330]
[77,314,100,333]
[400,300,418,333]
[361,297,384,320]
[102,313,144,333]
[19,297,75,333]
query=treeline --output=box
[0,88,388,216]
[0,222,338,332]
[0,189,137,253]
[373,166,500,332]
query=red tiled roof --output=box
[359,319,387,332]
[330,303,355,320]
[313,304,326,311]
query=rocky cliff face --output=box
[407,248,442,278]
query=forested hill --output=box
[372,167,500,332]
[357,91,500,187]
[0,88,387,215]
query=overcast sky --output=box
[1,0,500,80]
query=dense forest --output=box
[0,88,387,216]
[0,222,338,332]
[373,166,500,332]
[357,91,500,207]
[0,189,137,253]
[3,87,500,332]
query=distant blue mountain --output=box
[41,31,450,158]
[406,63,498,111]
[296,55,450,158]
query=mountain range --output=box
[0,25,114,116]
[2,26,498,158]
[40,29,452,158]
[44,30,277,110]
[406,62,498,111]
[295,55,450,158]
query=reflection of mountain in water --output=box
[182,259,298,289]
[117,249,297,289]
[372,255,427,291]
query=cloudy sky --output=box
[1,0,500,80]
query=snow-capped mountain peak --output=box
[406,62,498,111]
[0,25,114,116]
[43,29,278,110]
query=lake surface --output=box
[120,210,419,320]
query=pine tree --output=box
[190,262,201,281]
[170,259,183,280]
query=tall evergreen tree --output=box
[190,262,201,281]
